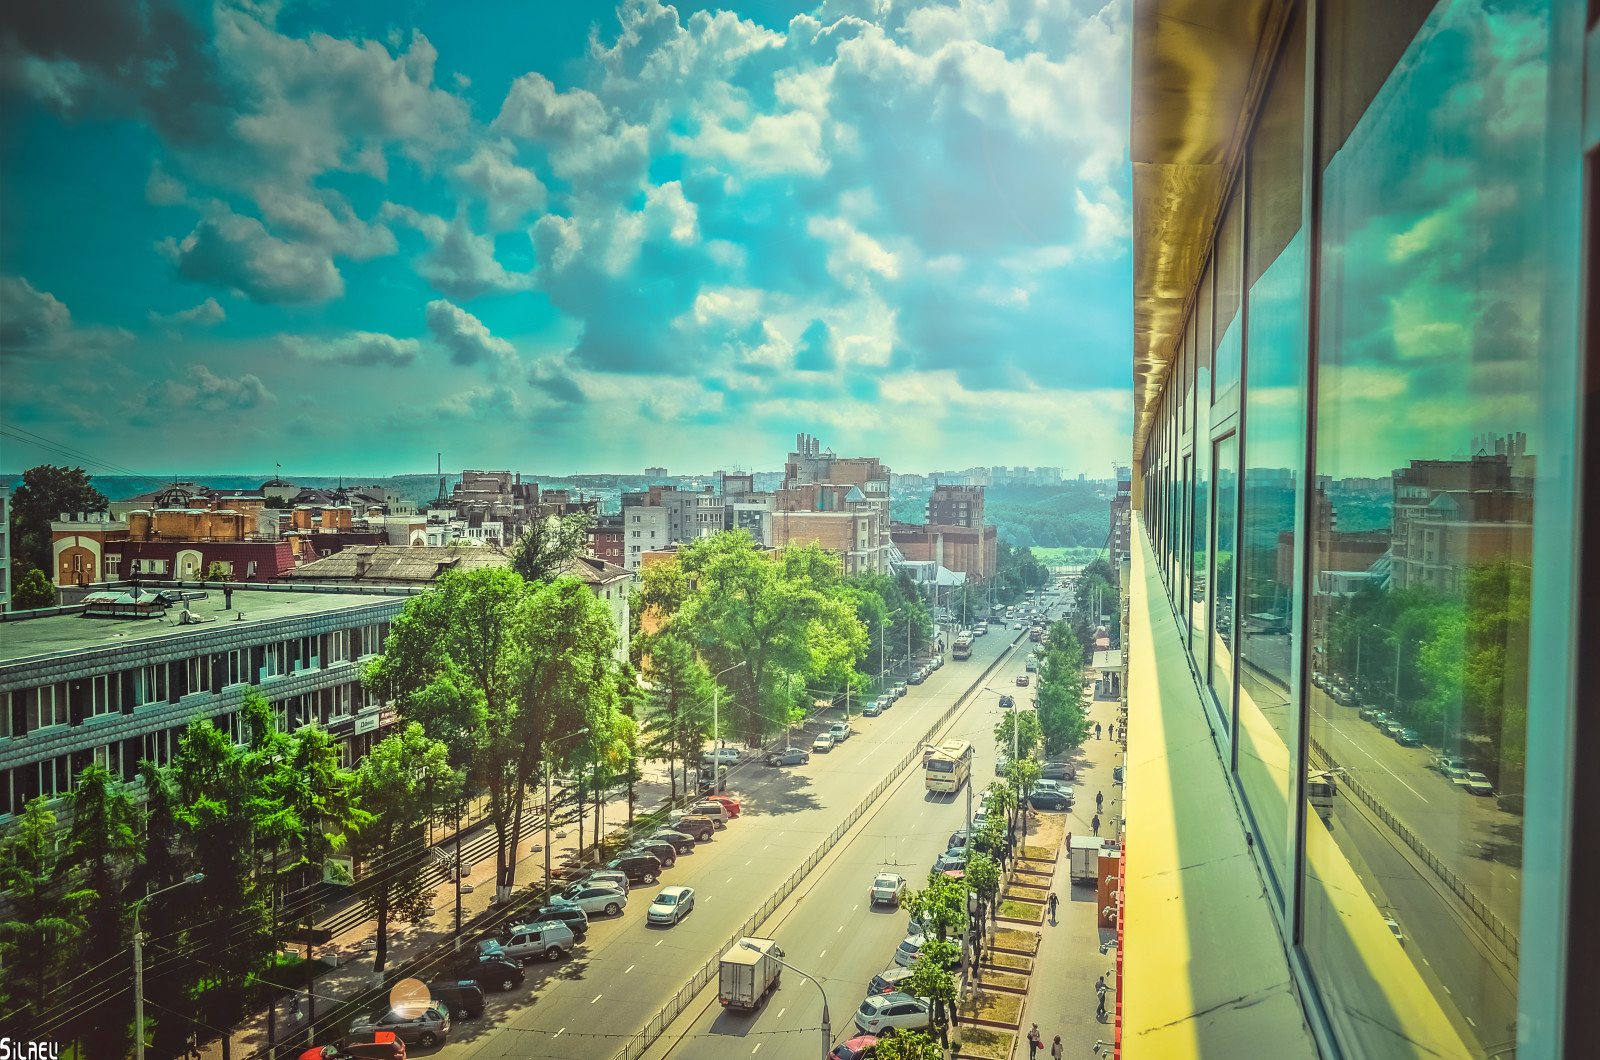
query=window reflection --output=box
[1303,0,1546,1054]
[1211,433,1237,708]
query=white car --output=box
[704,747,742,766]
[869,873,908,907]
[830,722,852,743]
[647,885,695,925]
[855,993,931,1035]
[1384,915,1404,945]
[551,883,628,917]
[1464,772,1494,796]
[813,733,835,752]
[893,933,927,968]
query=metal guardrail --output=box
[1308,736,1519,958]
[612,637,1021,1060]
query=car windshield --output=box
[655,892,679,905]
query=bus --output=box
[1308,770,1338,819]
[952,633,973,660]
[925,740,974,794]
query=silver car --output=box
[350,1002,450,1048]
[552,883,628,917]
[647,885,695,925]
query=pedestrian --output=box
[1092,813,1101,836]
[1109,721,1117,740]
[1048,891,1058,921]
[1027,1023,1043,1059]
[1095,790,1104,813]
[1097,992,1108,1021]
[1096,974,1108,997]
[1095,721,1102,740]
[1051,1035,1064,1060]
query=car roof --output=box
[873,873,902,883]
[656,885,692,897]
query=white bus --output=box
[925,739,974,794]
[1308,770,1338,818]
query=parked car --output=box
[933,849,966,873]
[830,722,852,743]
[426,981,486,1021]
[764,746,811,766]
[302,1041,405,1060]
[855,993,932,1035]
[998,695,1015,710]
[625,838,679,868]
[946,828,969,850]
[832,1035,879,1060]
[907,671,925,685]
[667,814,716,841]
[1029,779,1074,810]
[652,830,698,854]
[530,905,590,939]
[350,1003,450,1049]
[450,943,524,992]
[1396,728,1421,746]
[1464,772,1495,796]
[813,732,836,752]
[647,885,696,925]
[893,683,907,698]
[606,853,664,883]
[551,883,628,917]
[1015,674,1030,686]
[994,754,1011,777]
[869,873,908,907]
[1431,753,1465,774]
[867,965,917,995]
[1446,765,1472,785]
[1040,757,1075,781]
[1025,657,1038,672]
[689,801,732,827]
[863,697,884,717]
[706,794,742,818]
[493,919,579,959]
[703,747,742,766]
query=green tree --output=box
[994,709,1042,762]
[903,870,968,944]
[904,939,960,1046]
[9,464,108,575]
[638,632,716,798]
[1035,622,1090,754]
[510,510,595,583]
[12,568,55,609]
[875,1029,946,1060]
[1005,757,1042,839]
[350,723,459,974]
[200,560,235,584]
[965,850,1001,926]
[0,798,89,1029]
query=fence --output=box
[1308,736,1519,958]
[610,637,1020,1060]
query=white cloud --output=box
[1,276,134,355]
[149,297,226,327]
[157,202,344,304]
[151,364,276,411]
[424,299,518,373]
[146,162,189,206]
[383,204,532,299]
[280,331,419,367]
[453,140,548,232]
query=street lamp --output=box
[544,727,590,887]
[712,662,745,754]
[739,939,830,1056]
[880,607,901,686]
[134,873,204,1060]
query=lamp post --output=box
[880,607,901,686]
[544,727,590,886]
[739,940,829,1056]
[710,662,745,793]
[134,873,204,1060]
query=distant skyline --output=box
[0,1,1134,478]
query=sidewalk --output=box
[213,760,691,1060]
[1014,684,1124,1059]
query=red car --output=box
[1015,674,1030,686]
[831,1035,878,1059]
[704,794,741,818]
[301,1035,406,1060]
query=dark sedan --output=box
[531,905,589,939]
[625,838,678,868]
[764,747,811,766]
[450,943,525,992]
[651,829,697,854]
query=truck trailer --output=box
[1069,835,1105,884]
[719,937,783,1009]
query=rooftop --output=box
[0,587,406,665]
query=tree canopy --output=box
[9,464,108,576]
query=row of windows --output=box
[1138,2,1574,1057]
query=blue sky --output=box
[0,0,1133,479]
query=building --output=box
[0,486,10,613]
[588,513,626,566]
[0,585,413,815]
[925,484,985,529]
[644,467,667,478]
[1128,3,1587,1058]
[619,499,670,570]
[1110,466,1132,563]
[776,434,894,574]
[889,524,996,581]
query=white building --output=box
[622,505,670,570]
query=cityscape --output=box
[0,3,1593,1060]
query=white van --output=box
[690,801,731,828]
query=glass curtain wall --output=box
[1133,0,1574,1056]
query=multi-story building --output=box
[925,484,985,528]
[1110,466,1132,563]
[770,482,892,575]
[588,513,626,566]
[619,499,670,571]
[889,524,995,580]
[1128,3,1587,1057]
[0,486,11,613]
[0,585,411,817]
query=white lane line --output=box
[553,1028,565,1039]
[752,1045,762,1055]
[837,925,843,933]
[853,904,859,912]
[819,949,827,958]
[591,993,603,1004]
[778,1008,786,1019]
[655,939,664,947]
[746,859,752,866]
[625,964,634,974]
[763,845,770,850]
[727,876,734,883]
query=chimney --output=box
[354,551,371,579]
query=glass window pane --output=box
[1214,191,1244,401]
[1302,1,1553,1054]
[1211,433,1238,715]
[1190,431,1211,681]
[1237,6,1306,898]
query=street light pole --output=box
[134,873,204,1060]
[740,940,830,1056]
[544,727,590,886]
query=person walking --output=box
[1109,721,1116,740]
[1027,1023,1044,1059]
[1051,1035,1064,1060]
[1048,890,1059,922]
[1095,721,1103,740]
[1095,790,1104,814]
[1091,813,1101,836]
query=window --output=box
[137,664,169,706]
[1211,433,1238,709]
[186,656,210,696]
[134,558,168,575]
[103,554,121,578]
[90,673,120,717]
[264,641,288,679]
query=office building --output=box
[1125,1,1587,1057]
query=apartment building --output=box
[0,586,411,817]
[1125,2,1588,1057]
[0,487,11,612]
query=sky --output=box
[0,0,1133,480]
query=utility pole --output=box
[134,874,204,1060]
[544,728,589,884]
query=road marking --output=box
[746,859,752,866]
[778,1008,786,1018]
[553,1028,564,1039]
[837,925,843,933]
[625,964,634,974]
[752,1045,762,1055]
[819,949,826,958]
[763,845,770,850]
[727,876,734,883]
[592,993,603,1004]
[655,939,664,947]
[853,905,859,912]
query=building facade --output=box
[0,486,11,612]
[1127,2,1587,1057]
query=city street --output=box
[424,626,1022,1060]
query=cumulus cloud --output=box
[150,364,275,411]
[383,204,533,299]
[425,299,518,372]
[1,276,134,356]
[157,204,344,304]
[280,331,420,367]
[149,297,226,327]
[453,139,548,232]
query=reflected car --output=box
[450,943,524,992]
[530,905,589,939]
[1446,765,1472,785]
[301,1043,405,1060]
[1464,772,1495,796]
[647,885,695,925]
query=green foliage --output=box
[0,798,90,1026]
[12,568,55,609]
[638,631,717,797]
[994,709,1041,760]
[903,870,967,943]
[984,483,1112,551]
[9,464,109,575]
[849,571,933,676]
[199,561,235,584]
[1004,757,1042,809]
[905,938,959,1044]
[965,850,1001,912]
[262,494,294,509]
[1034,622,1090,754]
[510,509,596,583]
[350,723,460,972]
[875,1028,947,1060]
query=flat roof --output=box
[0,588,405,665]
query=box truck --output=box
[719,937,783,1009]
[1069,835,1105,884]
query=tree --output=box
[200,561,235,584]
[9,464,108,575]
[1035,622,1090,754]
[12,568,55,609]
[904,940,960,1046]
[0,798,88,1030]
[994,709,1042,762]
[965,851,1001,927]
[1004,758,1042,841]
[875,1029,946,1060]
[638,632,716,798]
[263,494,294,510]
[64,763,144,1057]
[510,510,595,583]
[901,874,966,1045]
[350,723,459,974]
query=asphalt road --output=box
[646,644,1039,1060]
[425,627,1021,1060]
